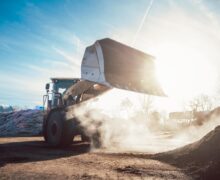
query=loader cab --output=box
[43,78,80,111]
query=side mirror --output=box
[45,83,50,91]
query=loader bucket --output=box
[81,38,165,96]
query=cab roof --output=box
[50,77,80,81]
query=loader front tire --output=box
[46,110,74,147]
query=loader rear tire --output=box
[46,110,74,147]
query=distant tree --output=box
[0,106,3,113]
[188,95,214,125]
[189,94,213,112]
[143,95,154,116]
[8,106,13,112]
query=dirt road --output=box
[0,137,194,180]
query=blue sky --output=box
[0,0,220,108]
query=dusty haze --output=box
[72,89,220,153]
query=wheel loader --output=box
[42,38,165,147]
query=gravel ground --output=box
[0,137,191,180]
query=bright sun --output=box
[154,42,217,102]
[132,9,220,109]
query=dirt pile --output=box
[155,124,220,179]
[0,110,43,136]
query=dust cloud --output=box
[73,89,220,153]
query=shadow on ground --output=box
[0,139,91,167]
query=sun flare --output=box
[154,42,217,102]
